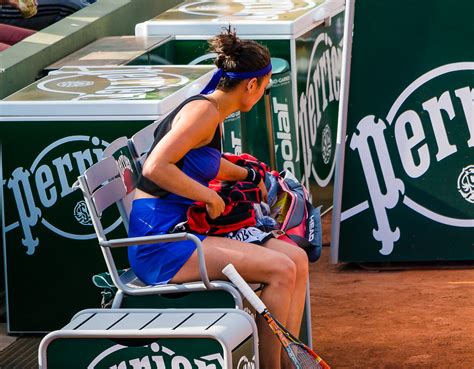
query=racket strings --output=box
[289,343,323,368]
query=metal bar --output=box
[330,0,355,264]
[264,89,277,170]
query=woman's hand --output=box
[205,190,225,219]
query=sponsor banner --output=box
[271,71,301,178]
[222,111,242,155]
[45,338,255,369]
[5,135,116,255]
[335,0,474,262]
[296,10,345,207]
[1,120,150,331]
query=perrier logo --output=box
[298,32,343,189]
[346,62,474,256]
[34,67,190,101]
[87,342,224,368]
[4,135,121,255]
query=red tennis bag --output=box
[224,153,322,262]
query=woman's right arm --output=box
[141,100,225,218]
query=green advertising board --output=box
[295,10,344,208]
[0,66,214,332]
[332,0,474,263]
[135,0,345,210]
[46,338,227,369]
[269,61,300,174]
[221,111,242,154]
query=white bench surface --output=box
[63,309,254,351]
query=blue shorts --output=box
[128,198,206,285]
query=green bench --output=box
[39,308,258,369]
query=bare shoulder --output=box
[173,97,219,131]
[183,97,218,120]
[164,97,219,148]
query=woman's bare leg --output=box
[171,236,298,369]
[264,238,309,337]
[263,239,309,369]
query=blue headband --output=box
[201,63,272,94]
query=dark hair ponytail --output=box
[208,26,271,90]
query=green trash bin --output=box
[135,0,345,210]
[0,65,214,333]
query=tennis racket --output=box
[222,264,330,369]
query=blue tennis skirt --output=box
[128,197,206,285]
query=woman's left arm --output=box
[216,157,268,201]
[216,157,248,181]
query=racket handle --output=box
[222,264,267,314]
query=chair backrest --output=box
[102,136,141,230]
[76,155,134,288]
[96,119,164,231]
[129,119,161,170]
[77,155,127,242]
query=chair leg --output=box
[112,290,124,308]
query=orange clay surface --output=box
[310,212,474,368]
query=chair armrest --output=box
[99,232,189,248]
[101,233,211,290]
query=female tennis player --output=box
[129,27,309,369]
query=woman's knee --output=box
[271,239,309,277]
[292,246,309,277]
[268,254,297,291]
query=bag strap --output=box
[278,176,306,230]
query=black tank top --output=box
[136,95,221,197]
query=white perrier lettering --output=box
[6,136,104,255]
[351,81,474,255]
